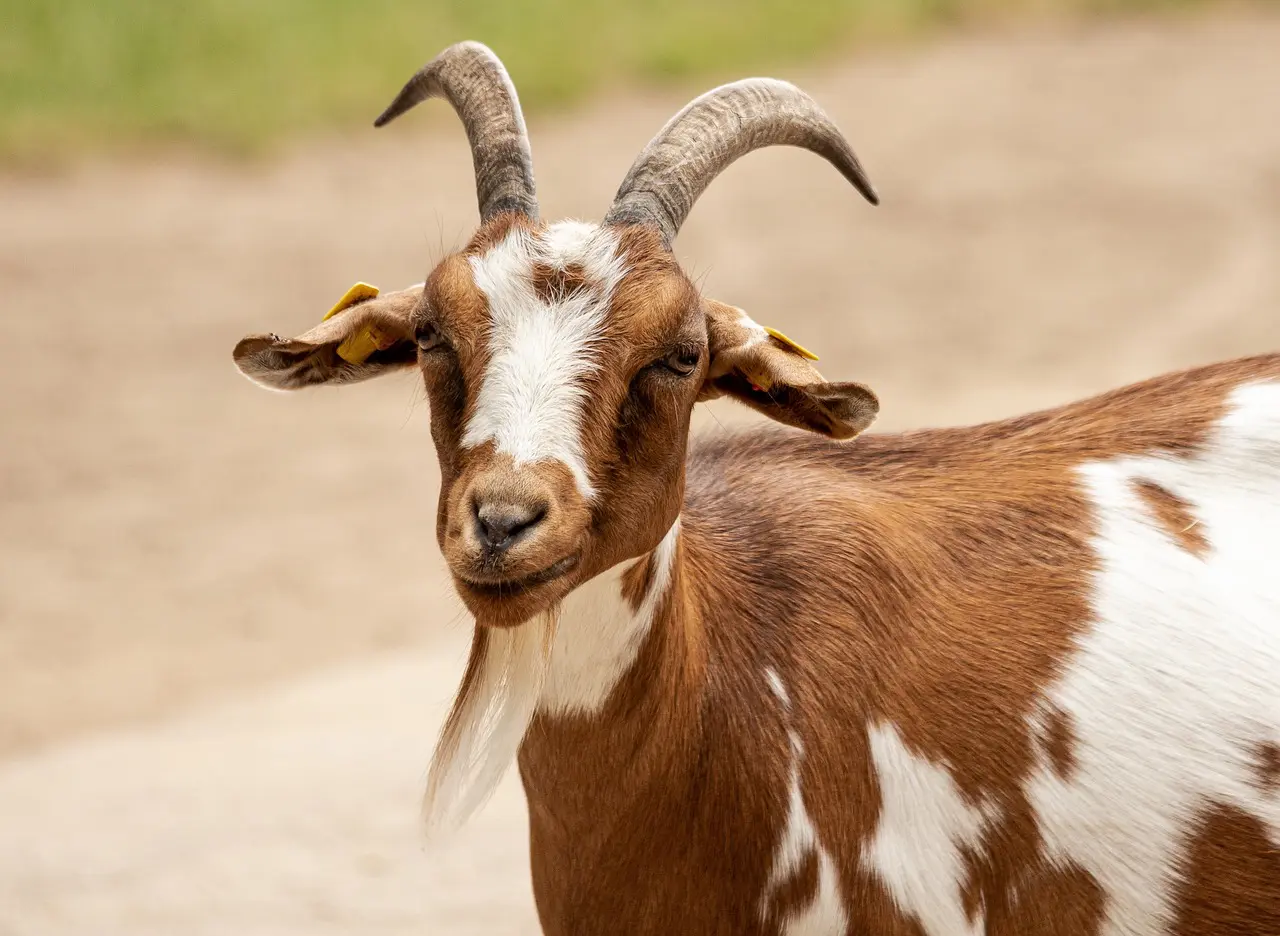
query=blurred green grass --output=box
[0,0,1214,162]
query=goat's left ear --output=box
[233,283,421,391]
[700,299,878,439]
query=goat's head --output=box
[233,41,880,628]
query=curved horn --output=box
[604,79,877,246]
[375,41,538,222]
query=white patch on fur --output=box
[761,672,848,935]
[1025,381,1280,935]
[861,722,999,936]
[540,518,681,715]
[463,221,627,499]
[765,666,791,710]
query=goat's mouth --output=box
[455,553,580,600]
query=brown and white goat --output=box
[233,41,1279,936]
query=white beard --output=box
[422,608,557,836]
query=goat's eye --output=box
[662,348,700,377]
[416,323,446,353]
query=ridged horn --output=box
[375,41,538,222]
[604,78,877,245]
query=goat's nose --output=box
[474,500,546,552]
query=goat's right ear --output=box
[233,283,421,391]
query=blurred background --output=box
[1,1,1277,932]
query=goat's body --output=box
[520,355,1280,936]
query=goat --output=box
[232,41,1279,936]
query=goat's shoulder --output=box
[678,351,1280,730]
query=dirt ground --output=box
[2,10,1279,934]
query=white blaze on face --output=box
[1024,381,1280,935]
[462,221,627,499]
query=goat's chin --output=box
[452,558,581,628]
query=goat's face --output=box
[416,216,702,627]
[232,42,880,628]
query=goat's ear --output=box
[233,283,421,391]
[700,299,878,439]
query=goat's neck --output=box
[519,517,705,826]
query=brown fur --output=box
[530,261,590,304]
[1039,705,1078,781]
[1254,741,1280,792]
[762,850,821,931]
[1170,804,1280,936]
[1133,479,1210,557]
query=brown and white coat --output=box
[234,41,1279,936]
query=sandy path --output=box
[2,10,1279,932]
[0,650,540,935]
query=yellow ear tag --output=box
[336,328,380,365]
[764,327,819,361]
[321,282,382,365]
[337,323,400,366]
[322,282,380,322]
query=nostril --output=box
[474,501,547,551]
